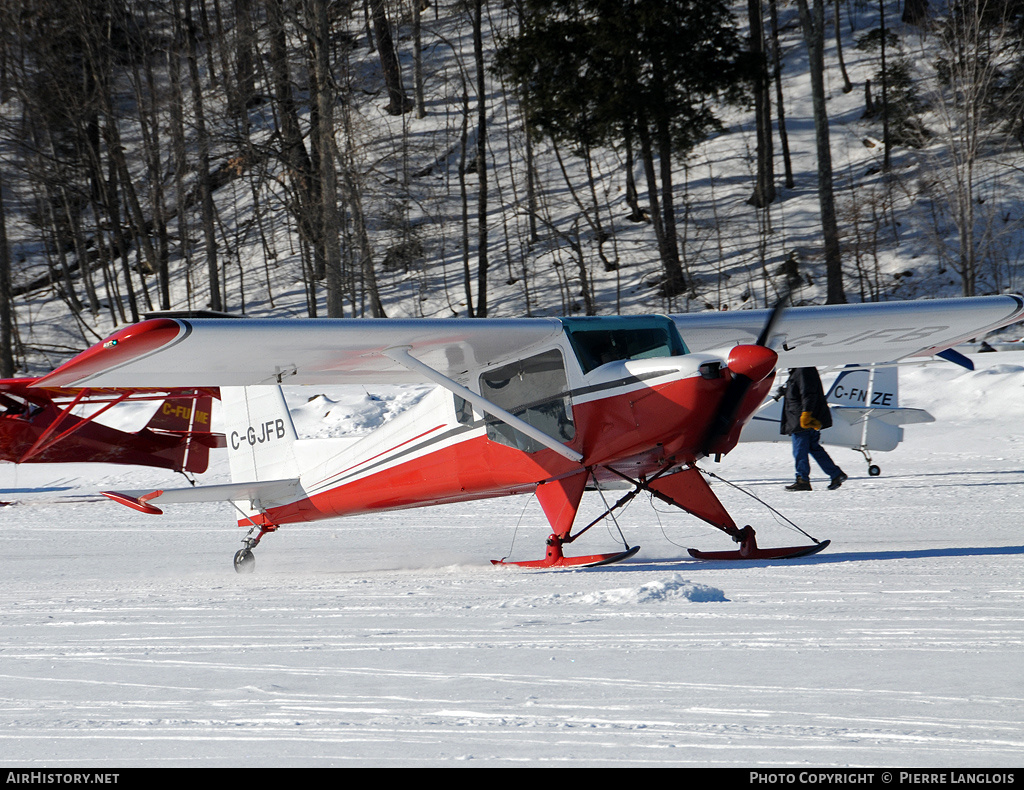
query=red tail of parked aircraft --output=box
[0,379,222,475]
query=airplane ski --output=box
[687,526,831,561]
[492,544,640,569]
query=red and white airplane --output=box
[34,295,1024,572]
[1,378,222,475]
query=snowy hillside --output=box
[5,0,1024,376]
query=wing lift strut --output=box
[19,388,129,463]
[383,346,583,464]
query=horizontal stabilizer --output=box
[102,477,303,515]
[830,405,935,427]
[147,429,227,448]
[937,348,975,370]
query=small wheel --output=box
[233,548,256,574]
[868,464,881,477]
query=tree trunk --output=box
[797,0,846,304]
[309,0,344,316]
[412,0,426,118]
[267,0,323,285]
[167,12,194,311]
[748,0,776,207]
[769,0,795,188]
[370,0,412,115]
[656,119,686,297]
[185,0,223,312]
[473,0,489,316]
[0,168,14,377]
[879,0,891,171]
[338,46,386,317]
[834,0,854,93]
[232,0,259,130]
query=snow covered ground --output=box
[2,352,1024,767]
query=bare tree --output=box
[833,0,854,93]
[183,0,223,312]
[306,0,344,316]
[748,0,776,208]
[0,166,14,377]
[472,0,490,316]
[370,0,413,115]
[796,0,846,303]
[769,0,795,188]
[918,0,1024,296]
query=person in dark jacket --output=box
[779,367,847,491]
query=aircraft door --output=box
[478,349,575,453]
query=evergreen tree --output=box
[496,0,754,297]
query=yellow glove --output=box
[800,411,822,430]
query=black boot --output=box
[785,477,811,491]
[828,473,848,490]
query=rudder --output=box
[144,392,218,474]
[221,386,300,483]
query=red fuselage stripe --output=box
[240,370,780,529]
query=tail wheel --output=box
[233,548,255,573]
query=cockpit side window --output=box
[1,392,30,417]
[478,349,574,453]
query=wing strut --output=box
[383,345,584,464]
[19,388,131,463]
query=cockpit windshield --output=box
[560,316,688,374]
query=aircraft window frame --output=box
[453,394,474,425]
[1,392,31,417]
[477,348,575,453]
[561,316,689,374]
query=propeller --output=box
[755,294,788,348]
[701,293,789,457]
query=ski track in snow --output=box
[2,356,1024,766]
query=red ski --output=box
[493,533,640,568]
[688,526,830,560]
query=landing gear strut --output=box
[856,446,882,476]
[611,463,830,561]
[231,516,278,574]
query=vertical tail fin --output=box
[221,386,300,482]
[144,392,217,474]
[826,366,898,408]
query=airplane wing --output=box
[829,406,935,427]
[672,295,1024,368]
[35,316,567,388]
[34,295,1024,389]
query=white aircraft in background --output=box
[742,365,935,476]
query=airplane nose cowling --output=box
[727,345,778,382]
